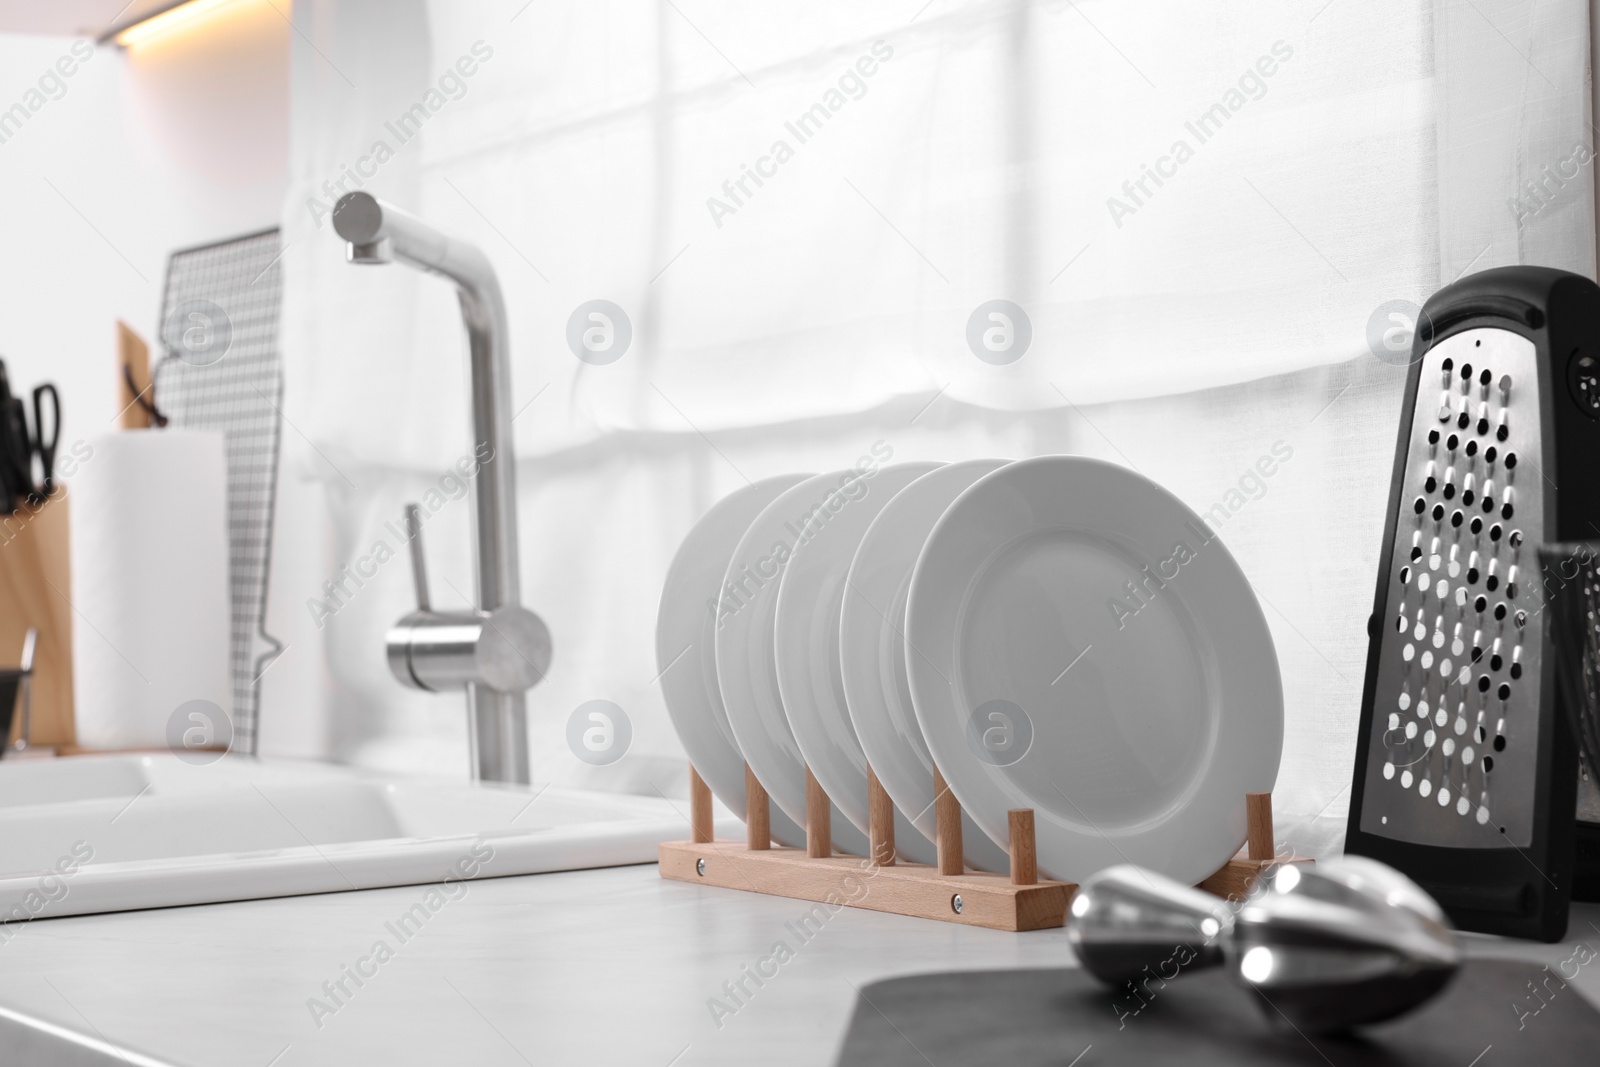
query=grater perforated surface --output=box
[1360,328,1544,848]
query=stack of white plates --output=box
[656,456,1284,885]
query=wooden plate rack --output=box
[659,762,1306,931]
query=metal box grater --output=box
[1347,266,1600,941]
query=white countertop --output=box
[0,862,1597,1066]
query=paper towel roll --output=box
[69,430,232,750]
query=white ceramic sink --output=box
[0,754,704,920]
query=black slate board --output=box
[834,961,1600,1066]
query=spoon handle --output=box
[1067,865,1234,987]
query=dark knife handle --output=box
[0,395,28,514]
[29,383,59,499]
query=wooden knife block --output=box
[0,490,75,748]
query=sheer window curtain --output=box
[265,0,1595,852]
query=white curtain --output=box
[266,0,1595,853]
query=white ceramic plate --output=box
[906,456,1283,885]
[840,459,1011,872]
[716,472,870,855]
[773,461,943,864]
[657,475,811,847]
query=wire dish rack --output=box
[151,228,286,756]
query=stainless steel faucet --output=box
[332,192,551,784]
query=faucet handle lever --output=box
[403,503,431,612]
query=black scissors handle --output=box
[29,383,58,499]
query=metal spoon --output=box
[1229,856,1460,1033]
[1068,857,1460,1033]
[1066,864,1234,986]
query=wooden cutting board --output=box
[117,319,153,430]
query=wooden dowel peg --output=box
[1246,792,1274,862]
[933,767,963,876]
[689,764,713,844]
[806,765,831,858]
[746,763,770,851]
[1008,809,1037,886]
[868,764,895,867]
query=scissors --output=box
[0,359,61,511]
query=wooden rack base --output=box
[659,841,1071,931]
[661,763,1303,932]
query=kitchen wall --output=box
[3,1,1600,841]
[0,4,288,448]
[0,2,325,754]
[254,0,1600,858]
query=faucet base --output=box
[468,685,529,784]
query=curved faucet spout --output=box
[333,191,542,784]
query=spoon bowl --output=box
[1069,856,1460,1034]
[1228,856,1460,1033]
